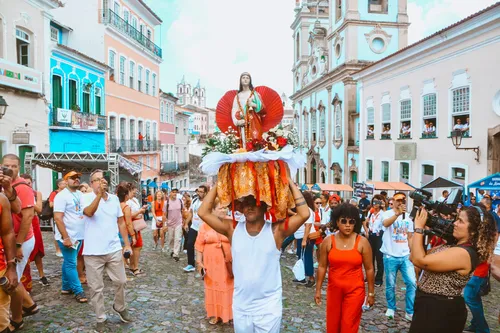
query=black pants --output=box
[410,290,467,333]
[183,228,189,251]
[186,228,198,267]
[368,232,384,285]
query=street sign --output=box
[353,182,374,198]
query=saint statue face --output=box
[241,74,251,87]
[239,72,254,92]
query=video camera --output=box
[409,187,463,243]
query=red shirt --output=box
[48,190,59,203]
[0,204,5,272]
[474,262,489,278]
[12,178,34,241]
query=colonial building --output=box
[353,3,500,194]
[159,91,189,189]
[0,0,61,195]
[177,75,206,107]
[281,92,294,129]
[290,0,409,186]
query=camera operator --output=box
[409,206,497,333]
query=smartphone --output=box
[71,240,80,250]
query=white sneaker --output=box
[161,247,165,253]
[385,309,395,319]
[404,313,413,322]
[183,249,187,254]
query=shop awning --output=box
[316,183,354,192]
[468,173,500,190]
[367,181,414,191]
[422,177,464,189]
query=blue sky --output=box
[144,0,497,108]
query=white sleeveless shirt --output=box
[231,221,282,316]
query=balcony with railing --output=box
[110,139,160,153]
[161,161,189,174]
[50,108,107,131]
[100,9,162,59]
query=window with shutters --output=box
[311,109,317,142]
[109,117,117,140]
[52,75,63,111]
[82,83,90,113]
[399,99,412,139]
[145,70,150,95]
[381,161,389,182]
[119,56,125,85]
[129,61,135,89]
[366,159,373,181]
[366,107,374,139]
[16,28,31,67]
[451,87,470,138]
[108,50,116,81]
[95,87,102,115]
[68,79,77,110]
[319,106,326,143]
[152,73,157,97]
[422,93,437,138]
[152,122,157,141]
[138,66,143,92]
[381,103,391,139]
[400,162,410,183]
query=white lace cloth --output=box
[200,145,306,177]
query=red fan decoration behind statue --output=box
[216,86,284,134]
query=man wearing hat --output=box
[53,171,88,303]
[380,192,416,322]
[164,188,184,261]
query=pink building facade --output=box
[100,0,163,184]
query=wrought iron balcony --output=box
[50,108,107,131]
[100,9,162,59]
[161,161,189,174]
[110,139,160,153]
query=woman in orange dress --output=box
[315,203,375,333]
[195,198,234,325]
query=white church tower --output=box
[176,76,206,107]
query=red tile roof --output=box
[355,2,500,75]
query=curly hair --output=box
[464,205,497,262]
[329,203,362,234]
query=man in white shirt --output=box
[183,185,207,272]
[53,171,87,303]
[380,192,416,322]
[82,170,133,332]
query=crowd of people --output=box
[1,151,500,332]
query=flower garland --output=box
[202,125,301,157]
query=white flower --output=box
[269,136,276,142]
[262,133,269,140]
[276,129,284,137]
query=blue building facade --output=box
[290,0,409,187]
[49,24,108,154]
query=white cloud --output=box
[162,0,295,107]
[407,0,497,44]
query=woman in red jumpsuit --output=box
[315,203,375,333]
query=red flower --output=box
[246,141,254,151]
[277,137,288,148]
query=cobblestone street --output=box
[21,230,500,332]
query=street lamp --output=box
[0,95,8,119]
[450,129,480,162]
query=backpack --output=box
[39,191,56,221]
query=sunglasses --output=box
[339,218,356,225]
[373,200,383,205]
[395,199,406,204]
[68,175,80,180]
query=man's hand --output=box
[0,171,14,197]
[302,238,307,248]
[396,205,407,217]
[123,246,133,256]
[62,238,73,248]
[4,267,18,294]
[15,247,23,260]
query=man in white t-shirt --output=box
[82,170,133,331]
[183,185,207,272]
[53,171,87,302]
[380,192,416,322]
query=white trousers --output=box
[16,237,35,282]
[233,311,281,333]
